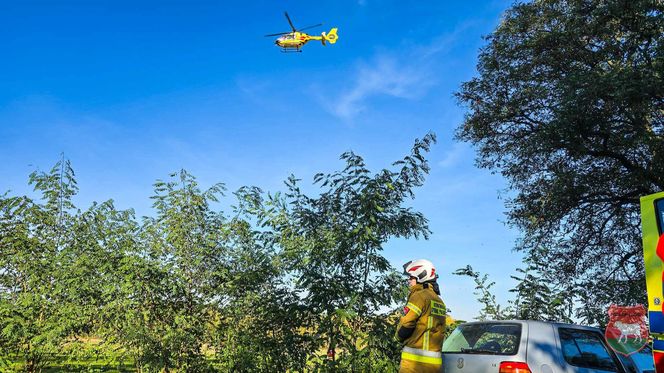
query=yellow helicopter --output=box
[265,12,338,52]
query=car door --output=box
[557,327,627,373]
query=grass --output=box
[2,354,137,372]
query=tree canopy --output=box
[457,0,664,323]
[0,134,436,372]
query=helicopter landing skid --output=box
[281,48,302,53]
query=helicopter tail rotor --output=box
[323,28,338,44]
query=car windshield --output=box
[442,323,521,355]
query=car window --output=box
[619,351,639,373]
[442,323,521,355]
[618,346,655,373]
[559,328,619,372]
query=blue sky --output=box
[0,0,521,321]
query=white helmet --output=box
[403,259,437,283]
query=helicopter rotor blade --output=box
[265,31,291,37]
[298,23,323,32]
[284,11,296,32]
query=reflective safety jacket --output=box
[396,283,447,372]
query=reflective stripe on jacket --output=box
[401,346,442,365]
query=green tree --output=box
[210,214,315,372]
[1,159,143,371]
[53,198,139,368]
[456,0,664,323]
[0,160,78,371]
[455,256,575,323]
[104,170,227,372]
[453,266,512,321]
[508,249,576,323]
[241,133,436,371]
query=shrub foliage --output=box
[0,134,436,372]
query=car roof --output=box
[457,319,602,332]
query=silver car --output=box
[441,320,655,373]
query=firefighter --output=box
[396,259,446,373]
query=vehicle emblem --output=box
[605,304,648,356]
[457,357,464,369]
